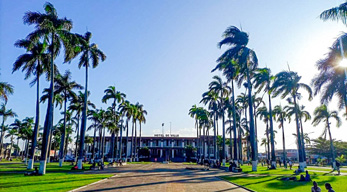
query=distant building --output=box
[83,134,242,162]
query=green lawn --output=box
[0,162,112,192]
[221,175,347,192]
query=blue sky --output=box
[1,0,347,151]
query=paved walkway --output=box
[74,163,248,192]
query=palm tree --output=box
[260,138,268,157]
[97,108,112,163]
[217,26,258,170]
[54,70,82,166]
[209,76,230,165]
[312,33,347,115]
[119,100,133,162]
[273,104,289,168]
[0,104,17,157]
[102,86,125,161]
[136,103,147,161]
[257,106,271,161]
[87,109,99,162]
[0,82,14,103]
[272,71,313,170]
[13,38,52,169]
[69,91,95,164]
[70,31,106,169]
[285,103,311,164]
[24,2,75,174]
[200,89,219,159]
[189,105,200,159]
[312,105,341,169]
[320,2,347,26]
[253,67,276,168]
[5,127,17,158]
[130,104,138,162]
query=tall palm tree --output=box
[102,86,125,161]
[119,100,133,162]
[273,104,289,168]
[87,109,99,162]
[253,67,276,168]
[54,70,82,166]
[189,105,200,159]
[5,126,18,158]
[136,103,147,160]
[312,32,347,115]
[200,89,219,159]
[24,2,75,174]
[70,31,106,169]
[69,91,95,164]
[217,26,258,170]
[130,104,138,162]
[212,58,240,163]
[272,71,313,170]
[257,106,271,160]
[0,104,17,157]
[13,38,52,169]
[312,105,341,169]
[285,103,311,164]
[0,82,14,103]
[209,76,230,165]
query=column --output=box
[172,140,174,158]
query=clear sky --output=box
[1,0,347,152]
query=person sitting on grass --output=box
[311,181,321,192]
[294,166,303,174]
[305,170,311,181]
[324,183,335,192]
[299,174,306,181]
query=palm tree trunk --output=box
[78,64,88,169]
[64,133,69,157]
[0,119,5,158]
[293,95,304,170]
[59,98,67,167]
[98,128,102,159]
[39,33,55,175]
[222,107,226,166]
[246,69,257,171]
[74,115,80,164]
[47,128,54,163]
[281,119,287,168]
[119,121,123,160]
[101,126,106,163]
[266,121,270,161]
[299,118,307,163]
[115,132,118,160]
[268,93,276,168]
[91,122,97,162]
[327,120,336,169]
[28,69,40,169]
[125,120,129,162]
[254,103,258,161]
[213,115,217,159]
[229,118,232,160]
[130,121,134,162]
[231,81,238,163]
[110,132,115,161]
[135,122,138,161]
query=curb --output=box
[68,174,117,192]
[217,176,255,192]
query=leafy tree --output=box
[23,2,75,174]
[0,104,17,156]
[0,82,14,103]
[272,71,312,170]
[312,104,341,168]
[217,26,258,170]
[69,31,106,169]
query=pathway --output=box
[73,163,248,192]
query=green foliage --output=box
[184,145,196,161]
[139,147,150,157]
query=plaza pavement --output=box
[73,163,249,192]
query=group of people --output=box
[312,181,335,192]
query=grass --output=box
[221,175,347,192]
[306,167,347,173]
[220,165,347,191]
[0,162,112,192]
